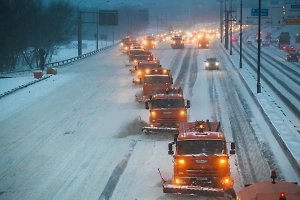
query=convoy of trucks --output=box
[119,30,299,198]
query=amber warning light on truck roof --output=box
[279,192,286,200]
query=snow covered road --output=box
[0,31,299,200]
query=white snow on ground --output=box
[0,24,299,200]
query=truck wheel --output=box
[224,188,236,199]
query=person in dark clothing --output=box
[39,48,46,71]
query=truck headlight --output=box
[151,111,155,116]
[219,159,226,164]
[205,63,209,66]
[180,111,185,115]
[216,62,219,66]
[178,159,185,164]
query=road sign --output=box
[99,10,118,26]
[284,19,300,25]
[251,8,269,16]
[285,4,300,19]
[100,35,107,40]
[236,7,283,25]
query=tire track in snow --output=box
[207,72,217,121]
[188,48,199,97]
[98,140,137,200]
[169,49,184,73]
[217,55,270,185]
[173,48,192,88]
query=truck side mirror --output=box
[174,134,178,142]
[145,102,149,109]
[230,142,236,155]
[171,77,173,84]
[168,143,174,155]
[231,142,235,150]
[186,100,190,108]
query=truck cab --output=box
[165,120,235,194]
[278,32,290,48]
[133,51,154,64]
[132,60,161,84]
[143,36,156,49]
[198,37,210,49]
[144,91,190,132]
[171,36,184,49]
[139,68,173,102]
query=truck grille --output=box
[157,118,179,127]
[187,168,218,176]
[190,177,214,187]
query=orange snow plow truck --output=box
[237,170,300,200]
[159,120,236,197]
[143,88,190,134]
[137,68,173,102]
[131,60,161,84]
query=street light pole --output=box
[230,0,232,55]
[220,0,223,43]
[257,0,261,93]
[113,2,124,45]
[77,0,84,56]
[239,0,243,68]
[97,0,110,50]
[131,5,140,36]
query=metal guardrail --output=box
[0,42,120,99]
[0,42,120,75]
[220,43,300,179]
[45,42,120,68]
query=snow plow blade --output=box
[163,184,236,198]
[142,126,179,134]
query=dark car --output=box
[270,38,278,43]
[205,57,219,70]
[287,52,299,62]
[261,40,270,46]
[265,33,272,39]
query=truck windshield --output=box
[144,76,170,84]
[151,99,184,109]
[177,140,226,155]
[135,55,153,61]
[138,64,158,69]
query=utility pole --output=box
[239,0,243,68]
[220,0,223,43]
[77,0,84,56]
[97,0,110,50]
[230,0,232,55]
[112,2,124,45]
[224,0,228,49]
[257,0,262,93]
